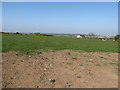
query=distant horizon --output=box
[2,2,118,36]
[1,31,117,36]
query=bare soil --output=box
[2,50,118,88]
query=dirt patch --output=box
[2,50,118,88]
[0,53,2,89]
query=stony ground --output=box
[2,50,118,88]
[0,53,2,89]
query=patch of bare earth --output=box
[2,50,118,88]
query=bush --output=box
[115,35,120,41]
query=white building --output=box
[76,35,82,38]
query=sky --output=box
[1,0,120,2]
[0,2,2,32]
[2,2,118,36]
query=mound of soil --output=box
[2,50,118,88]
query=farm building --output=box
[76,35,83,38]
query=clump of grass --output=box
[118,68,120,71]
[15,53,19,56]
[109,62,117,65]
[72,57,77,60]
[100,56,107,59]
[95,63,100,66]
[100,56,103,58]
[37,51,42,54]
[84,55,91,58]
[66,62,72,65]
[67,52,71,55]
[12,61,15,64]
[25,52,30,54]
[89,61,94,63]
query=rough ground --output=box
[0,53,2,89]
[2,50,118,88]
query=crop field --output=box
[2,34,118,53]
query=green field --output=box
[2,34,118,53]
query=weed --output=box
[96,63,100,66]
[67,52,71,55]
[37,51,42,54]
[109,62,117,65]
[72,57,77,60]
[100,56,107,59]
[66,62,72,65]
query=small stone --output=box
[27,73,30,75]
[80,64,82,66]
[49,64,52,66]
[44,68,47,71]
[29,56,32,58]
[36,60,39,62]
[20,60,24,62]
[76,76,81,78]
[18,86,21,88]
[68,84,72,87]
[50,79,56,83]
[84,81,88,83]
[89,59,93,61]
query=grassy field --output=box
[2,34,118,53]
